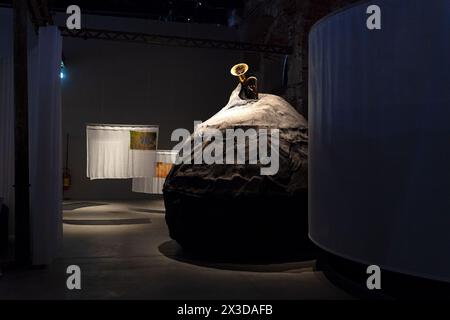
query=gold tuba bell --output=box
[230,63,259,100]
[230,63,249,84]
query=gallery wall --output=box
[1,8,287,201]
[54,13,245,200]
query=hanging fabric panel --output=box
[0,58,14,229]
[132,150,177,194]
[86,125,158,180]
[28,26,63,265]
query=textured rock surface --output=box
[163,85,309,257]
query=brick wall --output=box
[238,0,359,117]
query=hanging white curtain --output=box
[132,150,177,194]
[28,26,63,265]
[0,57,14,232]
[86,125,158,180]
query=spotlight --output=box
[60,61,66,79]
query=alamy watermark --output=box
[366,5,381,30]
[66,265,81,290]
[66,5,81,30]
[366,265,381,290]
[171,121,280,176]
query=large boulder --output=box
[163,85,309,257]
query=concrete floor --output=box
[0,200,354,300]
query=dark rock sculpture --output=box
[163,85,309,258]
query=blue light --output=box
[60,61,66,79]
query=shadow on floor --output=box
[158,240,317,273]
[318,252,450,300]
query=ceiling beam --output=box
[59,26,292,55]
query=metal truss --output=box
[58,27,293,55]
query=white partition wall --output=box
[309,0,450,282]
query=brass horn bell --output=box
[230,63,249,84]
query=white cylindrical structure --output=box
[309,0,450,282]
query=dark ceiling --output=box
[0,0,244,26]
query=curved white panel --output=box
[309,0,450,281]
